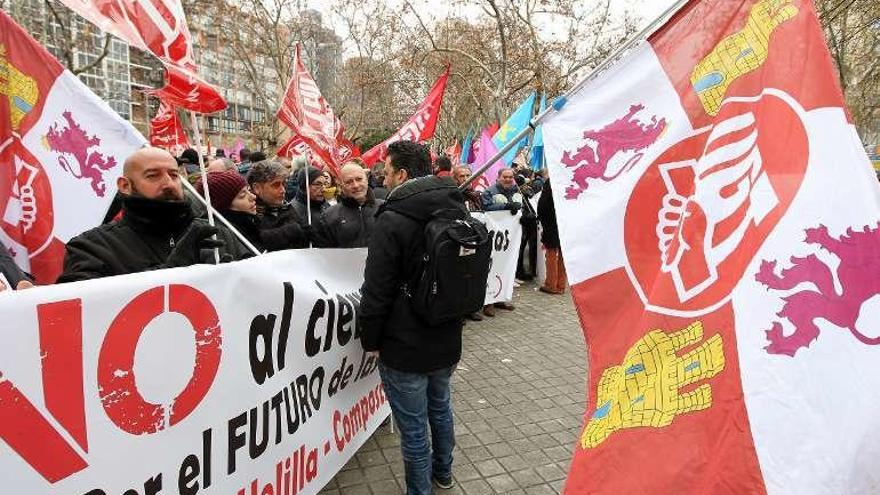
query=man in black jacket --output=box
[57,147,245,283]
[359,141,464,493]
[248,160,309,250]
[313,162,382,248]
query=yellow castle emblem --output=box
[581,321,725,449]
[690,0,799,115]
[0,43,39,131]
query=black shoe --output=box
[466,311,484,321]
[433,476,455,489]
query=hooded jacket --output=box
[313,190,383,248]
[359,176,466,373]
[57,195,246,283]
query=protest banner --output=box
[0,249,389,494]
[542,0,880,492]
[474,211,522,305]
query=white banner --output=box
[0,249,389,495]
[474,211,523,305]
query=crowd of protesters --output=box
[1,140,564,495]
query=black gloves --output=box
[166,223,227,267]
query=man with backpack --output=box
[360,140,490,494]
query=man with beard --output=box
[57,147,245,283]
[313,162,382,248]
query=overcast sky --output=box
[304,0,680,59]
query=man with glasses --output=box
[292,166,330,228]
[247,160,309,250]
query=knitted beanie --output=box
[196,170,247,211]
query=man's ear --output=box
[117,176,132,195]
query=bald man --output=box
[312,162,383,248]
[57,147,245,283]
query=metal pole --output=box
[189,111,221,263]
[181,179,263,256]
[459,0,692,191]
[305,165,313,249]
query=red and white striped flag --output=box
[0,11,146,283]
[276,45,353,176]
[542,0,880,492]
[58,0,226,113]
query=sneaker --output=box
[433,476,455,489]
[513,279,523,287]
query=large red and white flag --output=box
[149,98,189,155]
[542,0,880,493]
[0,11,146,283]
[277,45,353,176]
[58,0,226,113]
[361,66,449,166]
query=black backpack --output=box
[405,207,491,326]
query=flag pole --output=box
[459,0,691,191]
[189,110,221,263]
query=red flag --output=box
[361,66,450,166]
[149,99,189,154]
[57,0,226,113]
[276,45,353,176]
[276,134,311,158]
[486,121,500,136]
[0,11,146,283]
[445,141,462,164]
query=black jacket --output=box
[292,196,330,227]
[57,195,246,283]
[0,241,31,287]
[255,199,309,251]
[313,191,383,248]
[359,176,465,373]
[221,209,264,252]
[537,179,560,248]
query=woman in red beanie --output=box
[196,170,263,252]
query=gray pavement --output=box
[319,282,588,495]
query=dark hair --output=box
[250,150,267,162]
[387,140,431,179]
[246,160,287,186]
[435,156,452,172]
[239,148,252,162]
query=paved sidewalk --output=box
[319,282,588,495]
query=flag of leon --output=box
[541,0,880,493]
[0,11,146,283]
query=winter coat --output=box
[481,183,523,211]
[220,209,264,252]
[57,195,246,283]
[359,176,466,373]
[292,196,330,228]
[313,191,383,248]
[537,179,560,249]
[255,199,309,251]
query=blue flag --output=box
[530,93,547,170]
[493,91,537,166]
[460,127,474,164]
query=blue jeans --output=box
[379,363,456,495]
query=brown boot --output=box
[482,305,496,317]
[494,302,515,311]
